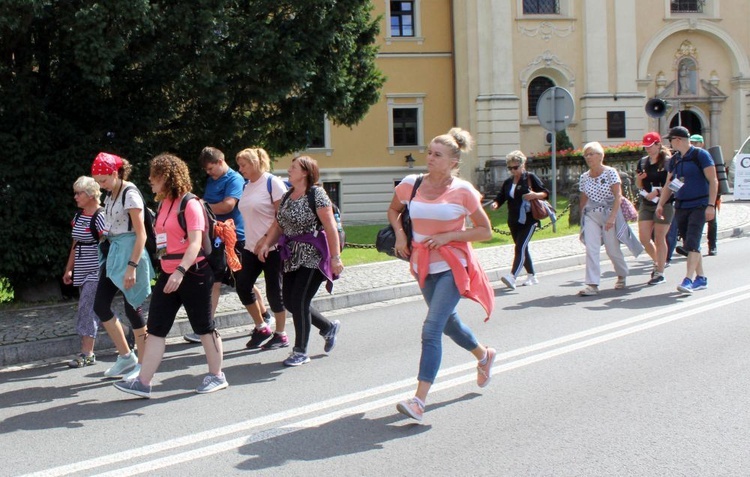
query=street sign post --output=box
[536,87,575,231]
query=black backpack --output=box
[280,186,345,252]
[73,207,104,244]
[121,185,159,271]
[169,193,226,274]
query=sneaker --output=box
[708,248,717,256]
[614,276,626,289]
[262,333,290,350]
[648,273,666,285]
[262,311,272,324]
[283,352,311,367]
[677,277,694,294]
[122,363,141,382]
[501,274,516,290]
[103,351,137,378]
[675,245,688,257]
[196,373,229,394]
[396,398,424,422]
[245,326,273,349]
[183,333,201,344]
[68,353,96,368]
[692,275,708,290]
[477,347,496,388]
[113,377,151,399]
[578,285,599,296]
[323,320,341,353]
[522,275,539,286]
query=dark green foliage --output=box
[0,0,384,291]
[550,130,574,152]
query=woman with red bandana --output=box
[91,152,156,379]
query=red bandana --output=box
[91,152,123,176]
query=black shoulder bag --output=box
[376,175,423,260]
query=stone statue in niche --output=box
[678,59,697,95]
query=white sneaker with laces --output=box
[522,275,539,286]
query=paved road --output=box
[2,237,749,476]
[1,199,749,368]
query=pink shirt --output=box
[155,196,206,274]
[395,174,481,275]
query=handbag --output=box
[620,196,638,222]
[527,176,552,221]
[376,175,423,259]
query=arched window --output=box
[528,76,555,117]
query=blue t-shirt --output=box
[669,146,714,209]
[204,167,246,241]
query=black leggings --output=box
[93,265,146,329]
[147,260,215,338]
[508,221,537,277]
[282,267,332,354]
[235,248,284,313]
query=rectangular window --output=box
[390,1,414,37]
[392,108,418,146]
[523,0,560,14]
[670,0,704,13]
[323,182,341,210]
[307,119,325,149]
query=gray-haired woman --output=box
[492,150,549,289]
[63,176,105,368]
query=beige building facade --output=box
[276,0,750,224]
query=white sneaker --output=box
[522,275,539,286]
[501,274,516,290]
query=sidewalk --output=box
[2,199,749,368]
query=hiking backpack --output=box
[121,185,159,271]
[73,207,104,244]
[173,193,226,274]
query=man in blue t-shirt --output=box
[656,126,718,295]
[183,147,271,343]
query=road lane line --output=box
[23,285,750,477]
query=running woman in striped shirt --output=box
[387,128,496,422]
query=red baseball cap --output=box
[642,132,661,147]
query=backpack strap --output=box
[408,174,423,206]
[74,207,104,244]
[90,207,104,242]
[176,192,198,240]
[121,184,147,231]
[267,175,274,203]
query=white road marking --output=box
[22,285,750,477]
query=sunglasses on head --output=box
[507,165,520,171]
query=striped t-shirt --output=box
[71,212,106,286]
[395,174,482,275]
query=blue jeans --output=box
[418,270,480,384]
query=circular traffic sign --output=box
[537,87,575,132]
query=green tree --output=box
[0,0,384,293]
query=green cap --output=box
[689,134,704,143]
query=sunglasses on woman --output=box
[507,165,520,171]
